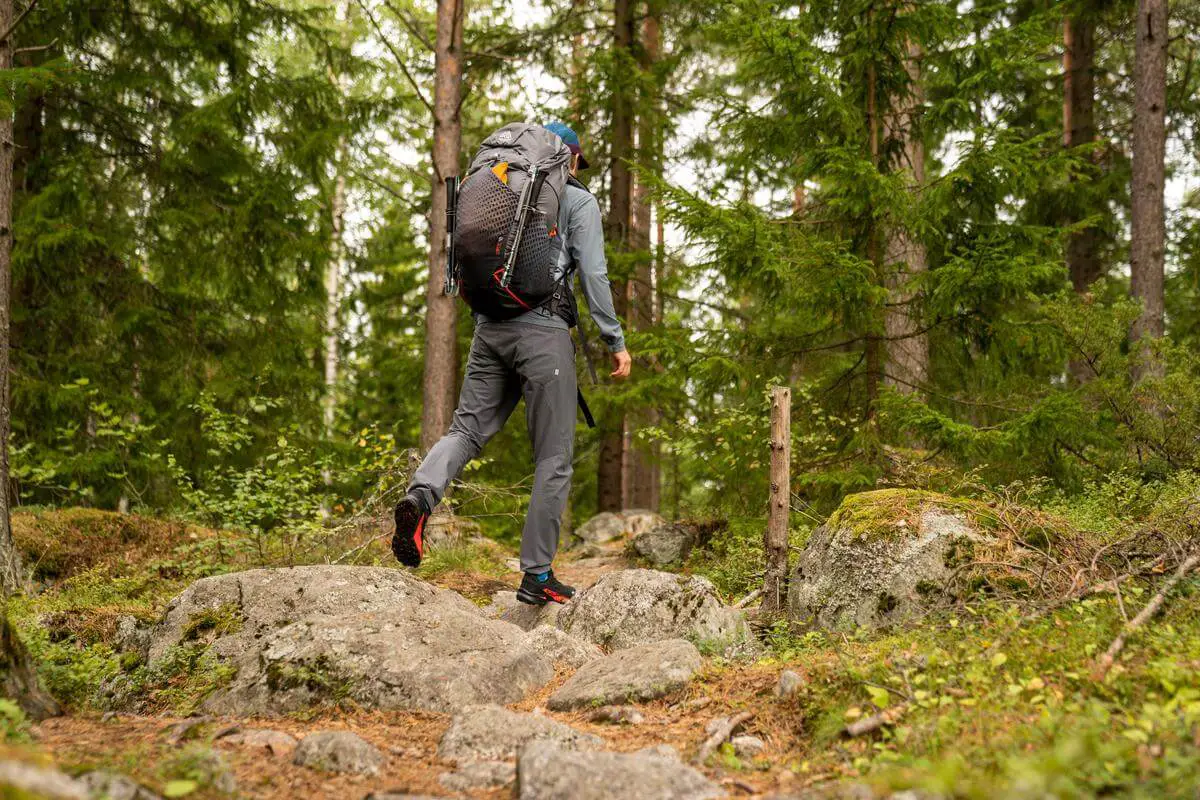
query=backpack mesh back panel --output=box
[455,170,561,319]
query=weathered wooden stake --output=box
[761,386,791,614]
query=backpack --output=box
[447,123,572,320]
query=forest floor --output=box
[5,508,1200,798]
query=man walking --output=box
[393,122,630,606]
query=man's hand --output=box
[611,350,632,379]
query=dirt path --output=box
[23,657,807,799]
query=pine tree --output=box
[419,0,465,453]
[1129,0,1167,376]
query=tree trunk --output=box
[1064,11,1101,293]
[324,136,347,458]
[761,386,791,615]
[882,40,928,396]
[0,0,21,592]
[0,0,57,721]
[419,0,464,452]
[626,7,660,512]
[597,0,635,513]
[862,58,883,414]
[1129,0,1167,376]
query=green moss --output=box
[826,489,986,542]
[181,604,244,642]
[265,656,355,704]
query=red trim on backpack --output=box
[493,267,533,311]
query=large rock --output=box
[548,639,701,710]
[787,489,1017,629]
[572,510,667,548]
[438,705,604,764]
[293,730,383,775]
[524,625,603,668]
[517,740,721,800]
[558,569,749,651]
[629,523,696,566]
[0,761,86,800]
[146,566,553,715]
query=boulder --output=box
[0,761,86,799]
[517,740,721,800]
[572,510,667,548]
[438,761,515,792]
[438,705,603,764]
[293,731,383,775]
[77,771,162,800]
[146,566,553,715]
[548,639,701,710]
[558,569,749,651]
[493,592,562,631]
[628,523,696,566]
[787,489,1017,629]
[524,625,602,668]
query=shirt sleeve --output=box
[568,191,627,353]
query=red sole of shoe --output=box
[392,500,426,568]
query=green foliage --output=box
[0,700,31,744]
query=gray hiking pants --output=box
[408,323,577,573]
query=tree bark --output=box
[882,39,928,396]
[419,0,464,452]
[597,0,635,513]
[761,386,791,615]
[324,0,351,487]
[1064,10,1101,293]
[626,6,660,512]
[0,0,21,592]
[0,0,57,721]
[1129,0,1167,376]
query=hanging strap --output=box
[577,388,596,429]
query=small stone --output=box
[775,669,804,698]
[77,771,163,800]
[635,744,680,761]
[705,716,729,736]
[438,760,516,792]
[294,731,383,775]
[163,716,212,745]
[219,728,299,758]
[731,734,766,758]
[586,705,645,725]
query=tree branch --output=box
[353,0,435,116]
[0,0,38,44]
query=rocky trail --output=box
[4,510,819,800]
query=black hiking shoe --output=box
[516,570,576,606]
[392,496,429,568]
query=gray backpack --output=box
[446,123,572,319]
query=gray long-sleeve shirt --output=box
[475,181,627,353]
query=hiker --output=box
[393,121,631,606]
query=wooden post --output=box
[762,386,791,614]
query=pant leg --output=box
[513,325,578,573]
[409,330,520,512]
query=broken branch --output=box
[842,703,908,737]
[693,711,754,764]
[1093,551,1200,680]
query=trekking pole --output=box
[499,166,541,289]
[443,175,460,296]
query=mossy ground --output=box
[824,489,991,541]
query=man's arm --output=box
[569,192,628,359]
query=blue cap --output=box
[543,121,590,170]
